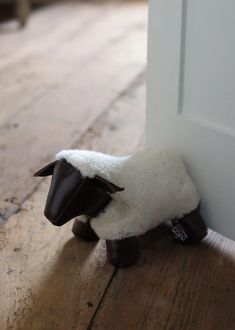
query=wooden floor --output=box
[0,1,235,329]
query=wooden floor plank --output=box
[0,180,115,330]
[77,71,146,155]
[2,3,233,330]
[0,62,146,330]
[0,0,147,125]
[0,0,147,221]
[90,227,235,330]
[0,1,99,58]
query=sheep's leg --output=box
[171,208,208,244]
[72,219,99,242]
[106,237,140,267]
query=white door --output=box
[147,0,235,240]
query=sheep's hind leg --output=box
[106,237,140,267]
[171,208,208,244]
[72,219,99,242]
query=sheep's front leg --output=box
[72,218,99,242]
[171,208,208,244]
[106,237,140,267]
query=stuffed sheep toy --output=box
[34,148,207,267]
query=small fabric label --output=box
[172,224,188,242]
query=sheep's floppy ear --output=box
[34,161,58,177]
[92,175,124,193]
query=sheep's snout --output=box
[44,159,83,226]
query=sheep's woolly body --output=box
[56,149,200,240]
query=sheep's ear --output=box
[34,161,58,177]
[93,175,124,194]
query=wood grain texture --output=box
[0,13,146,326]
[1,2,235,330]
[77,71,146,155]
[91,227,235,330]
[0,75,146,330]
[0,0,147,221]
[0,1,146,124]
[0,180,115,330]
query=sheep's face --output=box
[34,159,124,226]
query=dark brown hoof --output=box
[106,236,140,267]
[171,208,208,244]
[72,219,99,242]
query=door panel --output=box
[181,0,235,134]
[147,0,235,239]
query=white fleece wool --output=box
[56,149,200,240]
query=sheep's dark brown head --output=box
[34,159,124,226]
